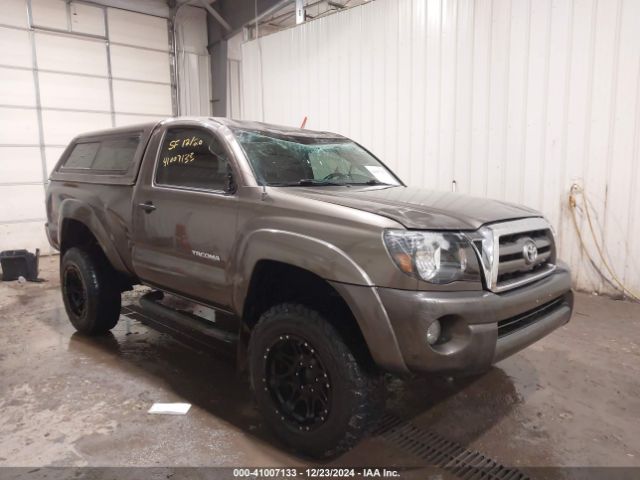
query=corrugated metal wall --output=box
[241,0,640,296]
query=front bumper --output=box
[376,264,573,374]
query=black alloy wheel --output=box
[64,265,87,317]
[249,303,385,458]
[264,334,331,431]
[60,247,121,335]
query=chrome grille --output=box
[468,218,557,293]
[496,228,555,289]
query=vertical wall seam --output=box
[226,60,232,116]
[421,0,429,188]
[624,40,640,284]
[104,7,116,127]
[466,0,476,194]
[484,0,494,196]
[382,2,388,165]
[500,0,513,200]
[359,9,364,144]
[601,0,623,282]
[582,0,598,197]
[558,0,576,250]
[395,0,401,176]
[518,0,532,204]
[538,0,554,211]
[408,0,415,182]
[65,1,72,32]
[168,11,179,116]
[580,0,599,291]
[450,0,459,188]
[435,0,443,188]
[26,0,49,196]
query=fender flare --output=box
[233,229,408,373]
[57,198,129,273]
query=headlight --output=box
[383,230,481,284]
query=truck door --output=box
[132,124,238,308]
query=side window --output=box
[62,135,140,172]
[92,136,140,171]
[64,142,100,169]
[156,128,231,191]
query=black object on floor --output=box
[0,249,40,281]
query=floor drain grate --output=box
[374,414,530,480]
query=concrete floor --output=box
[1,256,639,474]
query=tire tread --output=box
[249,302,384,458]
[61,247,121,335]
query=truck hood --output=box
[285,185,541,230]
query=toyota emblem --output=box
[522,239,538,265]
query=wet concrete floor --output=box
[1,256,639,474]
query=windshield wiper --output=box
[345,179,391,186]
[265,180,340,186]
[294,179,343,186]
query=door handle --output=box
[138,201,156,213]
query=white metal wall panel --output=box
[0,108,40,145]
[0,222,49,252]
[35,33,108,75]
[112,80,172,115]
[0,0,180,254]
[38,72,111,111]
[114,114,164,127]
[0,28,32,67]
[0,67,36,106]
[177,52,211,115]
[175,5,211,115]
[0,185,47,223]
[241,0,640,296]
[70,3,106,36]
[0,147,42,183]
[107,8,169,51]
[41,110,112,146]
[30,0,67,29]
[3,0,29,27]
[110,44,171,83]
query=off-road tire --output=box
[60,247,121,335]
[249,303,385,458]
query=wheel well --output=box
[59,219,133,291]
[242,260,374,366]
[60,219,100,255]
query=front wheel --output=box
[60,247,121,335]
[249,303,385,458]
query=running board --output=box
[137,291,238,352]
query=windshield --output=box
[231,128,402,187]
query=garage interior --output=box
[1,0,640,476]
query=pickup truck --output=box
[45,117,573,457]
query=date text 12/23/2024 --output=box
[233,468,401,478]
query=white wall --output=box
[227,31,244,119]
[240,0,640,297]
[175,4,212,116]
[0,0,210,256]
[0,0,175,254]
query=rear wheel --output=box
[61,247,121,335]
[249,303,384,458]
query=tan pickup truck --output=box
[46,117,573,457]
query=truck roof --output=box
[73,117,344,142]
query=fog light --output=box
[426,320,442,345]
